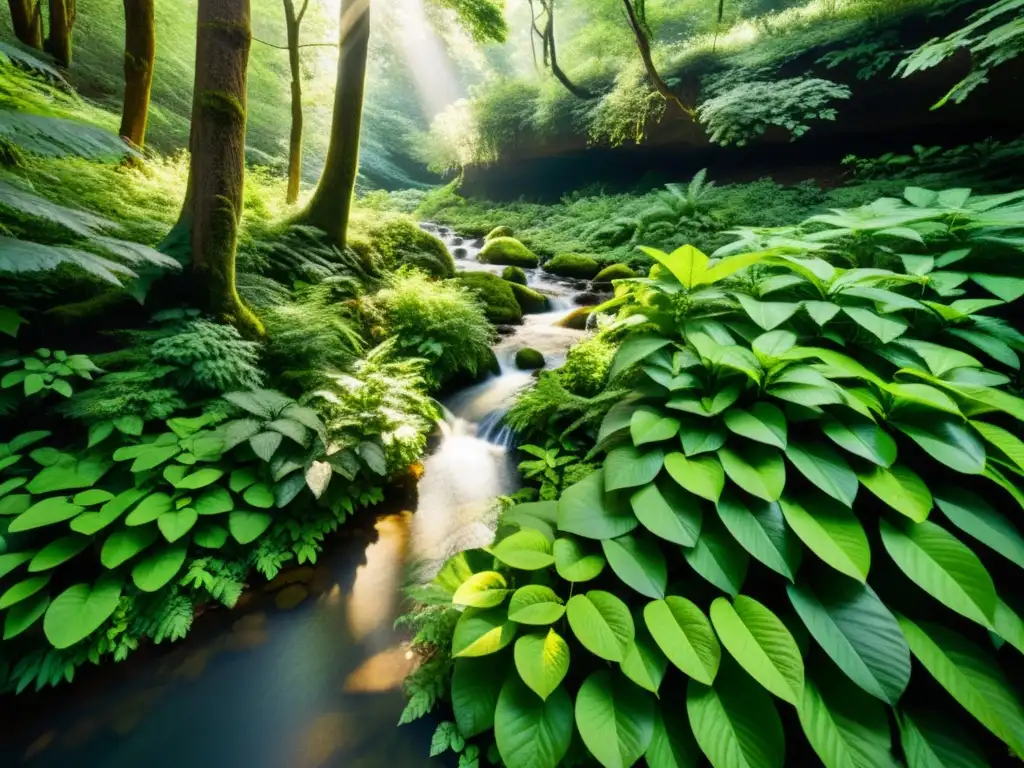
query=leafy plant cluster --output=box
[841,136,1024,180]
[402,182,1024,768]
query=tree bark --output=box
[174,0,262,338]
[283,0,308,205]
[621,0,694,117]
[542,0,595,100]
[298,0,369,246]
[46,0,74,67]
[7,0,42,49]
[119,0,156,148]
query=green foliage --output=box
[454,272,524,325]
[1,348,98,399]
[150,314,264,393]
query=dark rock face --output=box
[574,292,604,307]
[454,247,468,258]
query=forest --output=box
[0,0,1023,765]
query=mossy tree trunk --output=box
[7,0,42,49]
[283,0,308,205]
[45,0,74,68]
[297,0,369,246]
[173,0,262,338]
[119,0,156,148]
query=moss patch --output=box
[544,253,600,279]
[486,225,514,241]
[478,237,539,267]
[502,265,527,285]
[348,213,455,278]
[593,263,637,283]
[556,307,592,330]
[509,282,550,314]
[454,271,523,325]
[515,347,545,370]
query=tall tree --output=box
[622,0,694,116]
[283,0,310,205]
[45,0,75,67]
[6,0,42,49]
[171,0,262,337]
[297,0,370,245]
[119,0,156,148]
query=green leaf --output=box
[7,496,83,533]
[495,675,573,768]
[736,295,800,330]
[880,519,996,627]
[680,421,727,456]
[243,481,275,508]
[620,616,669,694]
[0,493,30,516]
[249,431,283,462]
[28,535,90,572]
[176,467,224,491]
[934,487,1024,568]
[492,529,555,570]
[3,593,49,640]
[557,470,638,540]
[787,440,858,507]
[993,598,1024,655]
[718,444,786,502]
[130,444,181,472]
[113,414,144,436]
[711,595,804,704]
[228,510,272,544]
[72,489,148,534]
[608,334,673,381]
[723,403,787,449]
[72,489,113,507]
[553,537,605,582]
[194,486,233,516]
[566,590,634,662]
[780,492,870,581]
[843,307,907,343]
[687,658,785,768]
[452,656,507,738]
[898,616,1024,757]
[124,492,173,526]
[101,526,158,568]
[798,670,898,768]
[514,630,570,700]
[0,574,50,609]
[193,524,229,549]
[575,670,655,768]
[157,508,198,543]
[665,451,724,502]
[601,533,667,599]
[508,585,565,625]
[641,244,708,288]
[804,301,842,326]
[604,445,664,491]
[631,407,680,446]
[888,383,962,416]
[503,500,559,541]
[972,420,1024,474]
[453,606,518,659]
[0,551,35,579]
[821,414,896,468]
[645,596,721,684]
[895,420,986,475]
[683,515,748,595]
[630,480,702,546]
[752,330,796,361]
[646,702,702,768]
[229,467,258,493]
[453,571,509,608]
[787,576,910,705]
[858,465,932,522]
[43,574,122,649]
[716,492,801,580]
[898,708,988,768]
[131,544,188,592]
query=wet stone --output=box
[262,566,316,592]
[454,247,467,258]
[451,236,464,245]
[574,291,603,306]
[275,584,310,610]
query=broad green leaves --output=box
[452,657,507,738]
[558,471,638,540]
[495,676,573,768]
[228,510,272,545]
[897,709,988,768]
[605,446,664,491]
[566,591,634,662]
[786,441,858,507]
[453,607,517,657]
[454,571,509,608]
[858,465,932,522]
[514,630,570,700]
[780,493,870,581]
[644,597,721,685]
[601,534,667,599]
[664,452,724,502]
[684,516,749,595]
[575,670,655,768]
[717,445,785,502]
[492,530,555,570]
[716,493,801,580]
[131,544,188,592]
[508,586,565,624]
[43,575,122,649]
[934,487,1024,568]
[553,538,606,582]
[724,403,787,449]
[631,407,680,445]
[7,497,82,532]
[821,415,896,468]
[630,481,702,546]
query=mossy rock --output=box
[515,347,546,370]
[509,282,550,314]
[556,307,593,330]
[486,225,515,241]
[544,253,600,279]
[593,263,637,284]
[478,237,539,267]
[454,272,523,325]
[502,265,528,285]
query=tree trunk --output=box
[283,0,307,205]
[119,0,156,148]
[46,0,73,67]
[543,0,594,100]
[622,0,694,117]
[298,0,369,246]
[7,0,42,49]
[175,0,262,338]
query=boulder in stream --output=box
[556,307,593,330]
[486,225,514,240]
[543,252,601,279]
[454,271,523,324]
[509,282,550,314]
[478,237,539,267]
[501,265,528,285]
[515,347,546,370]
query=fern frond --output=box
[0,42,69,88]
[0,235,133,285]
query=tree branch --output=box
[252,36,337,49]
[297,0,310,23]
[544,0,596,100]
[621,0,694,117]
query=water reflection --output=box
[347,513,411,641]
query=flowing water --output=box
[0,227,587,767]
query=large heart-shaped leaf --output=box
[723,403,787,449]
[737,295,801,330]
[605,445,665,491]
[787,576,910,705]
[496,675,574,768]
[101,526,158,568]
[124,492,173,526]
[718,444,786,502]
[575,670,655,768]
[566,590,634,662]
[453,571,509,608]
[608,334,673,381]
[228,510,272,544]
[716,492,801,581]
[131,544,188,592]
[880,519,996,627]
[514,630,570,701]
[645,596,721,685]
[452,656,508,738]
[786,441,858,507]
[665,451,724,502]
[71,487,146,534]
[558,470,638,540]
[553,537,606,582]
[858,465,932,522]
[780,492,870,581]
[157,508,198,542]
[934,487,1024,568]
[43,574,122,649]
[683,515,748,595]
[631,407,681,446]
[630,480,702,546]
[710,595,805,704]
[601,533,667,599]
[453,606,517,657]
[508,585,565,625]
[194,486,233,516]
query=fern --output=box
[132,592,194,644]
[150,317,264,393]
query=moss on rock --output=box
[478,237,539,267]
[454,271,523,325]
[486,225,514,241]
[593,263,637,284]
[556,307,593,330]
[515,347,546,370]
[509,282,550,314]
[502,265,528,285]
[348,213,455,278]
[544,252,600,279]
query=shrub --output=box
[349,212,455,278]
[543,253,600,279]
[502,266,528,285]
[558,335,616,398]
[514,348,545,370]
[487,226,515,241]
[592,263,637,283]
[478,237,539,268]
[362,272,495,390]
[508,283,549,314]
[454,272,524,325]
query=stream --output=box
[0,227,587,767]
